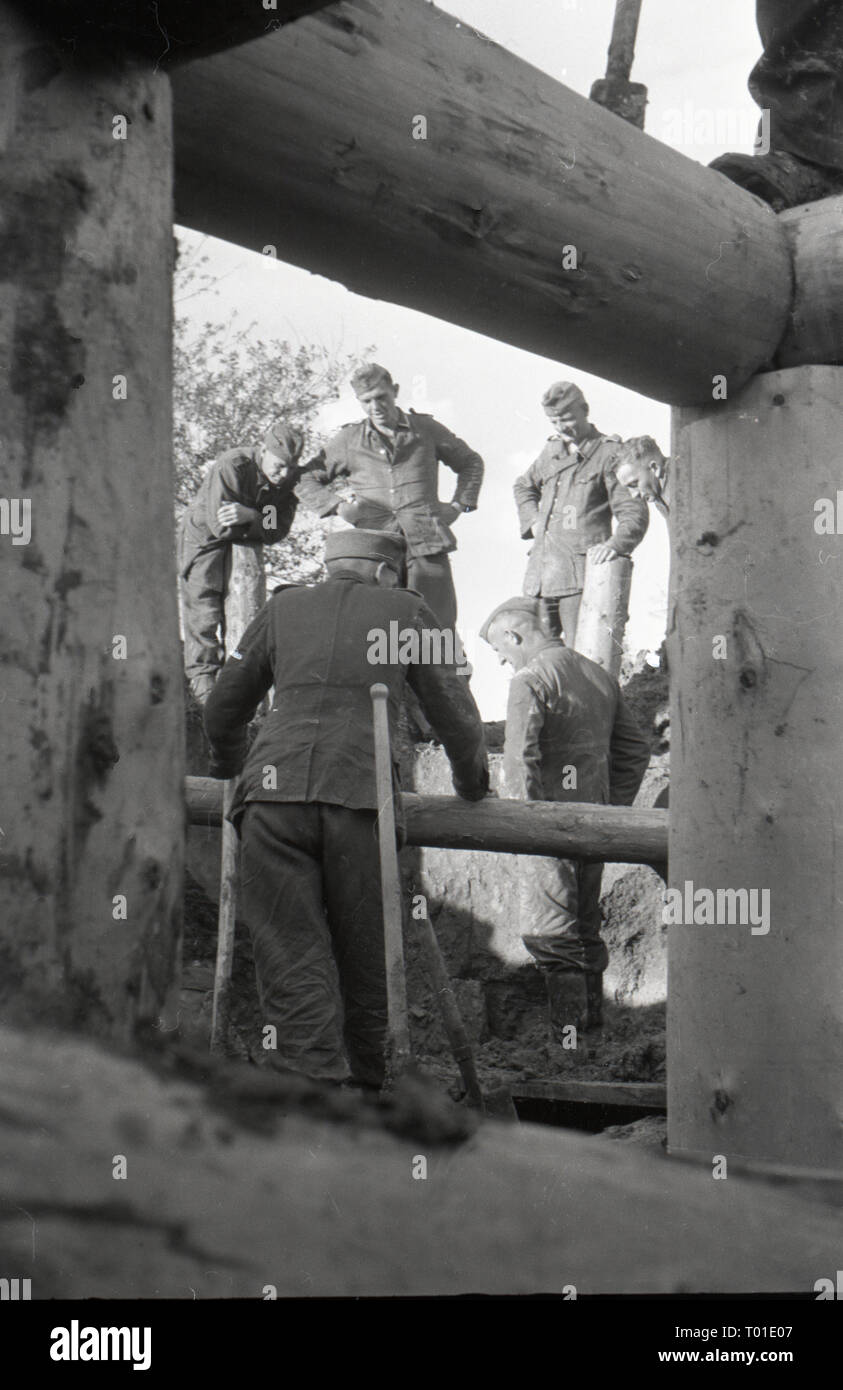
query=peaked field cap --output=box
[541,380,586,411]
[263,420,304,458]
[324,528,408,568]
[480,596,543,642]
[350,362,394,396]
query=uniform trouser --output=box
[540,593,583,645]
[753,0,843,170]
[179,545,231,682]
[407,552,458,631]
[520,855,609,975]
[239,801,388,1087]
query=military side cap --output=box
[350,362,394,397]
[324,528,408,569]
[263,420,304,459]
[480,596,542,643]
[541,380,586,412]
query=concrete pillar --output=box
[668,366,843,1171]
[0,8,182,1039]
[573,554,632,679]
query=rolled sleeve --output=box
[295,445,343,518]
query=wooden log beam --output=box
[170,0,793,407]
[668,365,843,1172]
[186,777,668,867]
[8,0,336,66]
[0,3,183,1036]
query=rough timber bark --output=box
[211,544,265,1052]
[0,7,183,1038]
[573,554,632,678]
[668,366,843,1172]
[187,778,668,867]
[1,1025,841,1296]
[170,0,792,406]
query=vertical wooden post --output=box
[573,555,632,680]
[210,542,265,1052]
[668,366,843,1171]
[0,7,182,1038]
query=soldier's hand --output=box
[217,502,254,528]
[337,500,363,524]
[437,502,462,526]
[589,541,619,563]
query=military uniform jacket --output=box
[296,410,484,559]
[203,573,490,826]
[513,426,649,597]
[502,641,650,807]
[177,448,300,580]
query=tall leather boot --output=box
[545,969,586,1044]
[584,972,604,1032]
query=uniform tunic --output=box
[502,640,650,973]
[204,572,489,1085]
[513,426,648,641]
[177,447,300,683]
[296,409,484,627]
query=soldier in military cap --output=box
[177,420,306,703]
[204,529,489,1090]
[481,595,649,1041]
[513,382,649,644]
[296,362,484,631]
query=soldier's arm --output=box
[605,460,650,554]
[294,435,347,517]
[406,613,489,800]
[502,673,546,800]
[248,469,302,544]
[203,605,275,778]
[431,420,484,510]
[512,456,543,538]
[205,456,259,539]
[608,693,651,805]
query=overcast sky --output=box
[178,1,762,717]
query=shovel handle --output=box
[370,684,412,1069]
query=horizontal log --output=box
[11,0,335,65]
[512,1080,666,1110]
[186,777,668,867]
[171,0,793,406]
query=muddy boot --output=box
[708,149,843,212]
[584,972,604,1032]
[545,969,586,1044]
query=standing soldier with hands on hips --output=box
[297,362,483,631]
[513,382,649,645]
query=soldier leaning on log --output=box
[296,362,483,631]
[513,381,649,645]
[481,597,650,1041]
[177,421,306,704]
[203,529,489,1090]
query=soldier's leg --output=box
[520,854,607,1040]
[557,591,583,646]
[539,596,562,638]
[710,1,843,207]
[406,552,458,629]
[179,546,228,698]
[577,861,609,1029]
[321,806,389,1089]
[239,801,350,1083]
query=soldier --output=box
[177,420,305,703]
[481,596,650,1040]
[203,529,489,1090]
[513,382,649,644]
[613,436,670,521]
[296,362,483,631]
